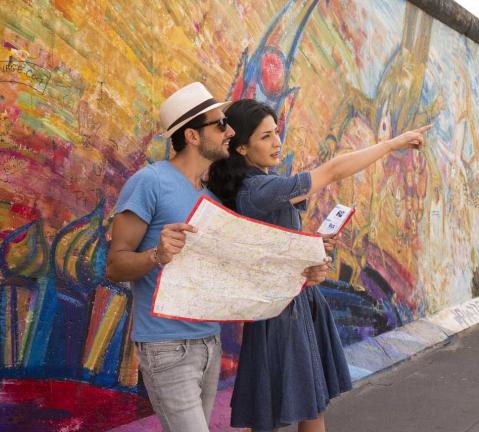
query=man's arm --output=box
[106,211,156,282]
[106,211,197,283]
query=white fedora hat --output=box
[160,82,232,138]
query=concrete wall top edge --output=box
[409,0,479,42]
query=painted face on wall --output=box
[237,115,281,172]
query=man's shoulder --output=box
[140,160,168,173]
[128,161,171,181]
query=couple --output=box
[106,82,430,432]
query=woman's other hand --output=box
[323,234,338,253]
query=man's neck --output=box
[169,152,210,191]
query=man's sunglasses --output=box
[191,117,228,132]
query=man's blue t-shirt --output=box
[115,160,220,341]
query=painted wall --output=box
[0,0,478,430]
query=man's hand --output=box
[155,223,197,265]
[302,256,332,286]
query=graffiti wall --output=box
[0,0,478,430]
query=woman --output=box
[207,99,430,432]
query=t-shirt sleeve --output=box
[115,167,158,224]
[246,171,311,214]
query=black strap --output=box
[167,98,218,131]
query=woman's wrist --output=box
[380,139,395,154]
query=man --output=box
[106,82,330,432]
[106,82,234,432]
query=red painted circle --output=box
[260,51,285,95]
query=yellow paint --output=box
[83,293,127,372]
[118,311,139,387]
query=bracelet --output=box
[152,246,161,265]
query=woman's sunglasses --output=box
[191,116,228,132]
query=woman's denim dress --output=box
[230,167,352,431]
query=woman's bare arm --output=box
[290,125,432,204]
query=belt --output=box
[135,334,219,351]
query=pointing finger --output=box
[415,124,433,134]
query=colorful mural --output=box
[0,0,478,430]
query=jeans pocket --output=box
[146,343,187,373]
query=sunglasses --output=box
[191,116,229,132]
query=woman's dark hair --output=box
[170,113,207,153]
[207,99,277,210]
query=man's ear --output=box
[184,128,200,147]
[236,145,247,156]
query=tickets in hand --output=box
[317,204,355,236]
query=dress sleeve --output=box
[245,171,311,214]
[115,166,159,224]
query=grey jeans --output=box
[136,334,222,432]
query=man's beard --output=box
[198,139,229,162]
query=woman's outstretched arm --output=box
[291,124,432,202]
